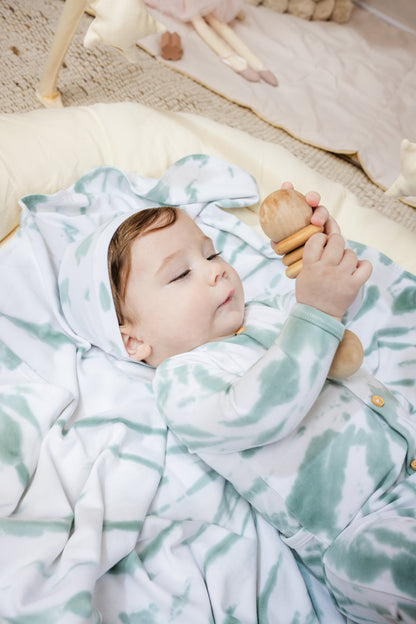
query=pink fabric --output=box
[144,0,243,23]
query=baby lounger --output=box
[0,101,415,623]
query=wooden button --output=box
[410,460,416,471]
[371,395,384,407]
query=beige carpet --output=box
[2,0,416,232]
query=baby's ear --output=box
[120,327,152,362]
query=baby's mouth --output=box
[219,288,235,308]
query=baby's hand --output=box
[268,182,339,252]
[295,232,372,321]
[280,181,340,235]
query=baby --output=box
[108,191,370,367]
[104,195,416,624]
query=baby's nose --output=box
[208,261,225,286]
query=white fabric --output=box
[84,0,166,61]
[0,155,348,623]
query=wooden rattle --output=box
[259,188,364,379]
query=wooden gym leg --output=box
[37,0,88,107]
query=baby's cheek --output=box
[179,296,207,328]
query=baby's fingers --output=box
[302,232,328,264]
[280,183,321,209]
[305,190,321,208]
[339,247,361,272]
[352,259,373,286]
[280,181,294,190]
[311,206,340,235]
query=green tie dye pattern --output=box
[156,259,416,622]
[2,159,415,623]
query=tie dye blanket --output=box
[0,154,414,623]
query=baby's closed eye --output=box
[207,251,222,261]
[170,269,191,283]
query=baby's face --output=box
[121,210,245,367]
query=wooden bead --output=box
[259,189,312,242]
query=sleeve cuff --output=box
[290,303,345,342]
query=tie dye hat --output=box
[57,154,259,360]
[58,212,130,360]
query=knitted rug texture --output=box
[2,0,415,232]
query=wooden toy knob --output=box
[328,329,364,379]
[259,188,312,241]
[259,188,363,379]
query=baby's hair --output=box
[108,207,178,325]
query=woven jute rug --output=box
[2,0,416,232]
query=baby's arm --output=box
[155,302,344,454]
